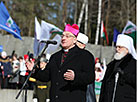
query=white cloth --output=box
[19,60,27,76]
[33,98,38,102]
[116,34,137,60]
[77,33,88,44]
[1,51,7,57]
[95,63,102,69]
[95,63,104,82]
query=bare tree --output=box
[74,0,78,24]
[84,0,88,35]
[62,0,67,25]
[95,0,102,45]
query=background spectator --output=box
[0,51,12,89]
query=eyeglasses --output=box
[61,34,75,38]
[116,46,125,49]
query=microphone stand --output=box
[112,72,119,102]
[15,42,49,101]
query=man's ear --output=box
[73,37,77,44]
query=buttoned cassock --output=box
[33,46,95,102]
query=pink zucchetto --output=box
[64,24,79,36]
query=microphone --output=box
[41,40,57,45]
[116,67,124,75]
[115,72,119,82]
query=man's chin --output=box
[114,52,126,60]
[61,44,68,49]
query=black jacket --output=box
[99,54,136,102]
[33,46,95,102]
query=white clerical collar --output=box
[64,49,69,52]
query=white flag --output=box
[46,34,61,54]
[40,20,62,56]
[122,20,136,34]
[34,17,41,57]
[121,20,136,47]
[40,20,62,41]
[34,19,63,57]
[35,17,41,40]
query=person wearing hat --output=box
[27,24,95,102]
[76,33,96,102]
[0,51,12,89]
[76,32,89,49]
[30,57,50,102]
[99,34,136,102]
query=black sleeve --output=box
[32,67,50,82]
[31,55,54,82]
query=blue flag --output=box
[0,2,22,40]
[113,28,120,42]
[0,45,3,52]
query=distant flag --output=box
[46,33,61,54]
[101,21,109,45]
[0,45,3,52]
[40,20,63,55]
[50,28,63,36]
[0,2,22,40]
[34,17,44,57]
[40,20,62,41]
[33,17,63,57]
[122,20,137,47]
[35,17,41,40]
[113,28,120,43]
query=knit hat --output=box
[77,33,88,44]
[40,57,48,63]
[24,54,29,60]
[64,24,79,36]
[1,51,7,57]
[116,34,137,60]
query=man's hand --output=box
[7,75,11,78]
[115,67,124,76]
[1,66,3,70]
[64,69,75,81]
[25,60,34,71]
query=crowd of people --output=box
[0,23,136,102]
[0,51,35,89]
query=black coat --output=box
[34,46,95,102]
[99,54,136,102]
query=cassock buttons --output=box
[55,95,58,98]
[56,82,59,85]
[58,70,61,73]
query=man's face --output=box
[61,31,77,49]
[114,46,129,60]
[40,62,47,69]
[2,55,6,59]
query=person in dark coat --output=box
[26,24,95,102]
[0,51,12,89]
[99,34,136,102]
[76,33,96,102]
[30,57,50,102]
